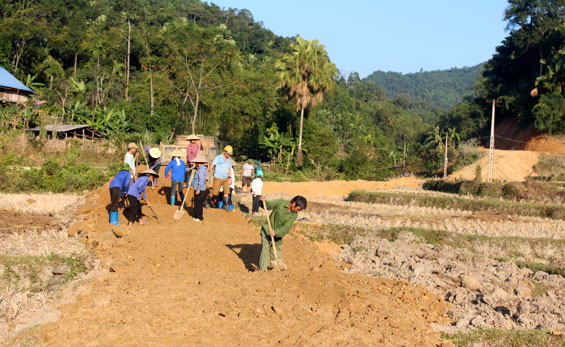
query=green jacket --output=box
[261,199,298,238]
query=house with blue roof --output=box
[0,67,35,104]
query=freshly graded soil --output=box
[37,177,450,346]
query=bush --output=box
[0,150,112,193]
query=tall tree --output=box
[275,36,337,165]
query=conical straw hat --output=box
[191,152,208,163]
[141,169,159,177]
[149,148,161,158]
[170,149,182,158]
[187,134,200,141]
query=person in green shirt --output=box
[259,195,307,271]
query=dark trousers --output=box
[127,195,142,223]
[109,187,122,213]
[252,195,261,213]
[194,191,206,220]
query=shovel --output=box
[139,142,155,189]
[144,199,160,222]
[262,200,282,271]
[173,170,195,220]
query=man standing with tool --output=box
[259,195,307,271]
[208,145,233,209]
[124,142,139,185]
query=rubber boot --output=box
[218,199,223,209]
[171,196,175,206]
[180,193,185,206]
[110,211,119,226]
[227,204,235,211]
[222,197,229,211]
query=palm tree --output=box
[275,36,337,166]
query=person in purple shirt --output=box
[108,164,131,225]
[127,169,159,227]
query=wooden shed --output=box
[27,125,103,139]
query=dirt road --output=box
[449,149,540,182]
[263,177,425,198]
[38,180,448,346]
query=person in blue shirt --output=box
[127,169,158,227]
[108,164,131,225]
[208,145,233,208]
[191,153,208,222]
[165,150,187,206]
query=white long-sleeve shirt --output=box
[251,178,263,195]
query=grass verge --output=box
[0,252,88,291]
[443,329,564,347]
[346,190,565,219]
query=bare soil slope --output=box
[263,177,425,198]
[449,149,540,182]
[38,178,449,346]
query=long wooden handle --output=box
[139,142,155,188]
[179,170,195,211]
[262,200,280,262]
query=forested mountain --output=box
[1,0,562,181]
[0,0,436,179]
[365,65,482,110]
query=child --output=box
[191,153,208,222]
[108,164,131,225]
[250,171,263,214]
[127,169,158,227]
[165,150,187,206]
[259,195,307,271]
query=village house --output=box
[0,66,35,104]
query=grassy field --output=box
[346,190,565,219]
[443,329,564,347]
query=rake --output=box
[173,170,195,220]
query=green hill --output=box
[365,65,482,110]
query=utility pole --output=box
[443,130,448,179]
[402,140,407,176]
[486,99,502,182]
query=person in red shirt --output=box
[186,134,201,168]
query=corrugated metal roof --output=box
[28,124,90,132]
[0,67,35,94]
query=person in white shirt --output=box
[241,159,254,193]
[251,171,263,214]
[124,142,139,186]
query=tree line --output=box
[0,0,562,181]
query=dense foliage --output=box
[365,65,482,111]
[0,0,440,179]
[438,0,565,137]
[0,0,562,183]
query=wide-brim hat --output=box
[191,152,208,163]
[187,134,200,141]
[141,169,159,177]
[149,148,161,158]
[128,142,137,149]
[170,149,182,157]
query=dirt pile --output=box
[263,177,424,198]
[340,231,565,332]
[449,149,540,182]
[34,180,451,346]
[494,117,565,153]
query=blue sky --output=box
[208,0,510,77]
